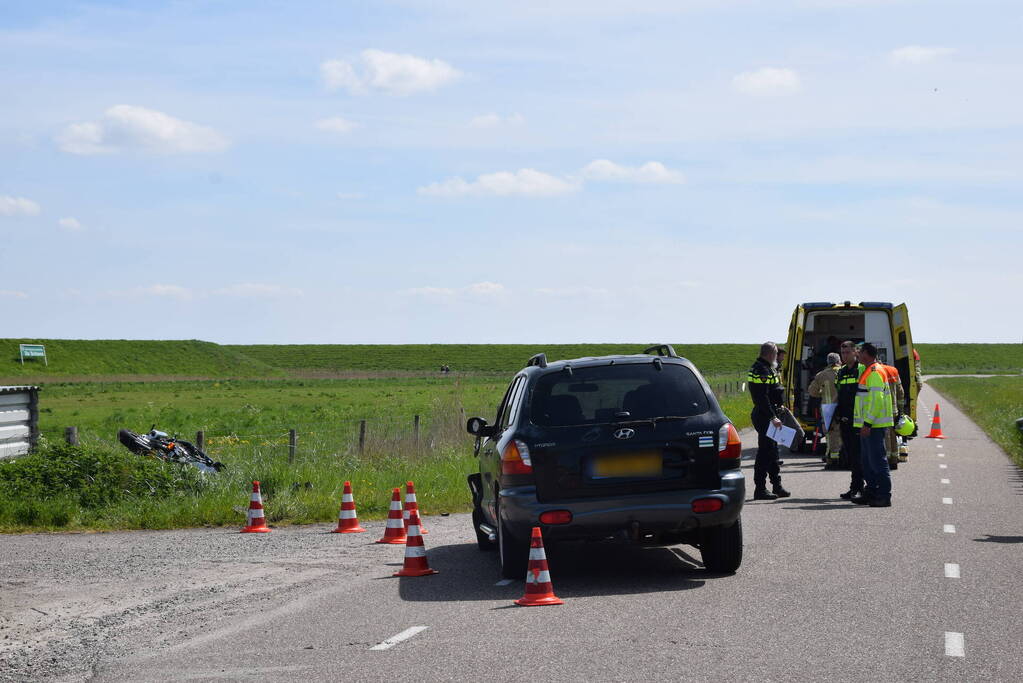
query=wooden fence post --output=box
[358,421,366,454]
[195,430,205,450]
[64,426,78,446]
[413,415,420,447]
[288,429,297,463]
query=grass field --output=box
[4,372,754,532]
[928,376,1023,468]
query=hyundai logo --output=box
[613,428,635,440]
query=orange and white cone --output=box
[925,403,946,439]
[515,527,563,606]
[331,481,366,533]
[393,510,439,577]
[403,481,428,534]
[375,487,408,544]
[240,481,271,533]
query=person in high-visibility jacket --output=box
[808,352,842,465]
[880,362,905,467]
[852,342,894,507]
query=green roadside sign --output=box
[19,344,47,365]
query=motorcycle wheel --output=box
[118,429,151,455]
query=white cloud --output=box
[58,217,83,231]
[315,116,358,134]
[732,67,802,96]
[213,283,303,298]
[321,49,461,96]
[0,290,28,299]
[890,45,956,65]
[55,105,228,155]
[469,112,525,128]
[404,282,506,298]
[581,160,686,184]
[0,195,41,216]
[465,281,505,296]
[141,284,193,300]
[418,168,580,197]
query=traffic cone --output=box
[375,488,408,544]
[403,481,428,535]
[331,481,366,533]
[925,403,946,439]
[240,481,271,533]
[515,527,563,607]
[393,510,439,577]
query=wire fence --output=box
[58,381,748,459]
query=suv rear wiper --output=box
[653,416,689,423]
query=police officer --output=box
[852,342,895,507]
[836,340,865,499]
[746,341,790,500]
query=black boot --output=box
[772,485,791,498]
[753,487,778,500]
[839,489,861,500]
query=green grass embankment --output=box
[928,376,1023,468]
[1,339,279,381]
[916,344,1023,375]
[227,343,761,376]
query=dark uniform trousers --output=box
[840,418,863,493]
[751,409,781,489]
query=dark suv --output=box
[466,345,745,578]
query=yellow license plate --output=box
[592,451,663,478]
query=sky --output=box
[2,0,1021,344]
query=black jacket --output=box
[747,357,782,418]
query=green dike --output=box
[928,376,1023,468]
[915,343,1023,375]
[226,343,761,375]
[1,339,279,380]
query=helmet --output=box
[896,415,915,436]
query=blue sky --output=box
[2,0,1021,343]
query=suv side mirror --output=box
[466,417,493,437]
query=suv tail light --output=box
[718,423,741,460]
[501,439,533,475]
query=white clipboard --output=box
[767,422,798,448]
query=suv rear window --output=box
[530,363,709,427]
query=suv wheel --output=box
[700,517,743,574]
[473,507,496,551]
[497,500,528,579]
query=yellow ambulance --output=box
[781,301,919,452]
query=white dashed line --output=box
[943,497,954,505]
[939,464,948,469]
[370,626,429,651]
[936,444,943,448]
[941,478,950,484]
[495,578,514,586]
[945,632,965,657]
[944,563,961,578]
[938,453,945,458]
[944,524,956,533]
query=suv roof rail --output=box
[642,344,679,358]
[526,353,548,368]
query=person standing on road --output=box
[836,341,866,499]
[880,361,905,468]
[808,352,842,466]
[852,342,895,507]
[746,342,791,501]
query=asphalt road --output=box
[2,383,1021,682]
